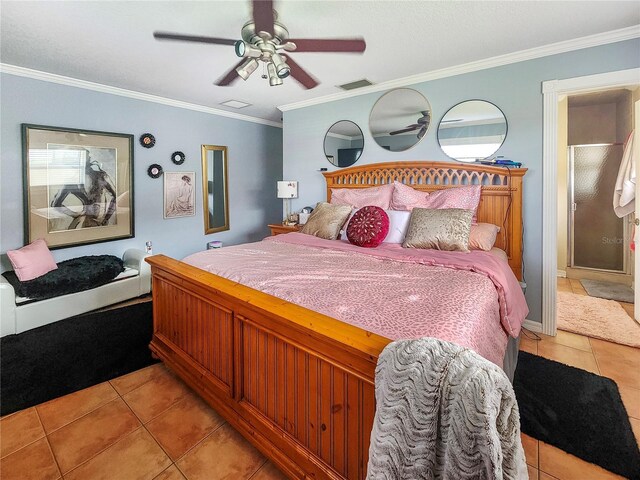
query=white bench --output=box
[0,249,151,337]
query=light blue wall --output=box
[0,73,283,270]
[283,38,640,324]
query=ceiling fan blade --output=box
[287,38,366,53]
[253,0,275,35]
[390,125,419,135]
[153,32,237,46]
[214,59,247,86]
[283,56,319,89]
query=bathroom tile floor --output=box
[2,323,638,479]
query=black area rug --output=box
[1,301,157,416]
[514,351,640,479]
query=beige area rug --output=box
[557,291,640,348]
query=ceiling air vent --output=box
[337,79,374,91]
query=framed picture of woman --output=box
[164,172,195,219]
[22,124,134,249]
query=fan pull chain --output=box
[261,61,268,79]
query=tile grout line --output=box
[52,397,141,477]
[33,407,63,479]
[246,459,270,480]
[124,386,189,426]
[109,363,167,397]
[37,383,119,435]
[61,425,145,478]
[173,420,228,464]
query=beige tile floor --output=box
[0,363,287,480]
[1,291,638,479]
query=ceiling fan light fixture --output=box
[235,40,262,58]
[267,62,283,86]
[271,53,290,78]
[234,40,245,57]
[236,58,259,80]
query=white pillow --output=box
[383,210,411,243]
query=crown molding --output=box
[0,63,283,128]
[278,25,640,112]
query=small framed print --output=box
[22,124,134,249]
[164,172,195,219]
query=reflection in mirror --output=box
[437,100,507,163]
[201,145,229,234]
[369,88,431,152]
[323,120,364,167]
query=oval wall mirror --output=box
[437,100,507,163]
[323,120,364,167]
[369,88,431,152]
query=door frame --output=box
[542,68,640,336]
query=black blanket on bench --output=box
[2,255,124,301]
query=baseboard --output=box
[523,319,544,334]
[557,270,567,278]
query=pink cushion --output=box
[469,223,500,251]
[391,182,482,223]
[330,184,394,210]
[390,182,429,210]
[346,206,390,248]
[7,239,58,282]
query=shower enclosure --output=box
[569,143,628,273]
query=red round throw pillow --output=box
[346,206,390,248]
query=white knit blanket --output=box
[367,338,527,480]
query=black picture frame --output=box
[22,124,135,249]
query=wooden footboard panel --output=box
[147,255,389,480]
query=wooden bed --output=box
[146,161,526,480]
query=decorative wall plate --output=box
[140,133,156,148]
[147,163,163,178]
[171,151,185,165]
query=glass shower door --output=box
[570,144,626,272]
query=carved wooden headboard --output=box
[323,161,527,280]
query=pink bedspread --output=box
[183,233,528,366]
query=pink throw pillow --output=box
[390,182,429,210]
[391,182,482,223]
[7,239,58,282]
[346,206,390,248]
[330,184,394,210]
[469,223,500,251]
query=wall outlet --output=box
[145,241,153,254]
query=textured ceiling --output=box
[2,1,639,123]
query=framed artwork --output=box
[22,124,134,249]
[164,172,195,219]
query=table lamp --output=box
[277,181,298,225]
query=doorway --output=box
[563,89,633,281]
[541,68,640,337]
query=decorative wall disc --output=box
[147,163,163,178]
[171,151,185,165]
[140,133,156,148]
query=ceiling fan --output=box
[390,111,431,139]
[153,0,366,89]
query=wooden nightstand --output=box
[268,224,301,236]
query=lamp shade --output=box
[277,181,298,199]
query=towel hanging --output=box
[613,130,636,218]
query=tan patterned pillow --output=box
[300,202,353,240]
[403,208,473,252]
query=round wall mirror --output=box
[369,88,431,152]
[437,100,507,163]
[323,120,364,167]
